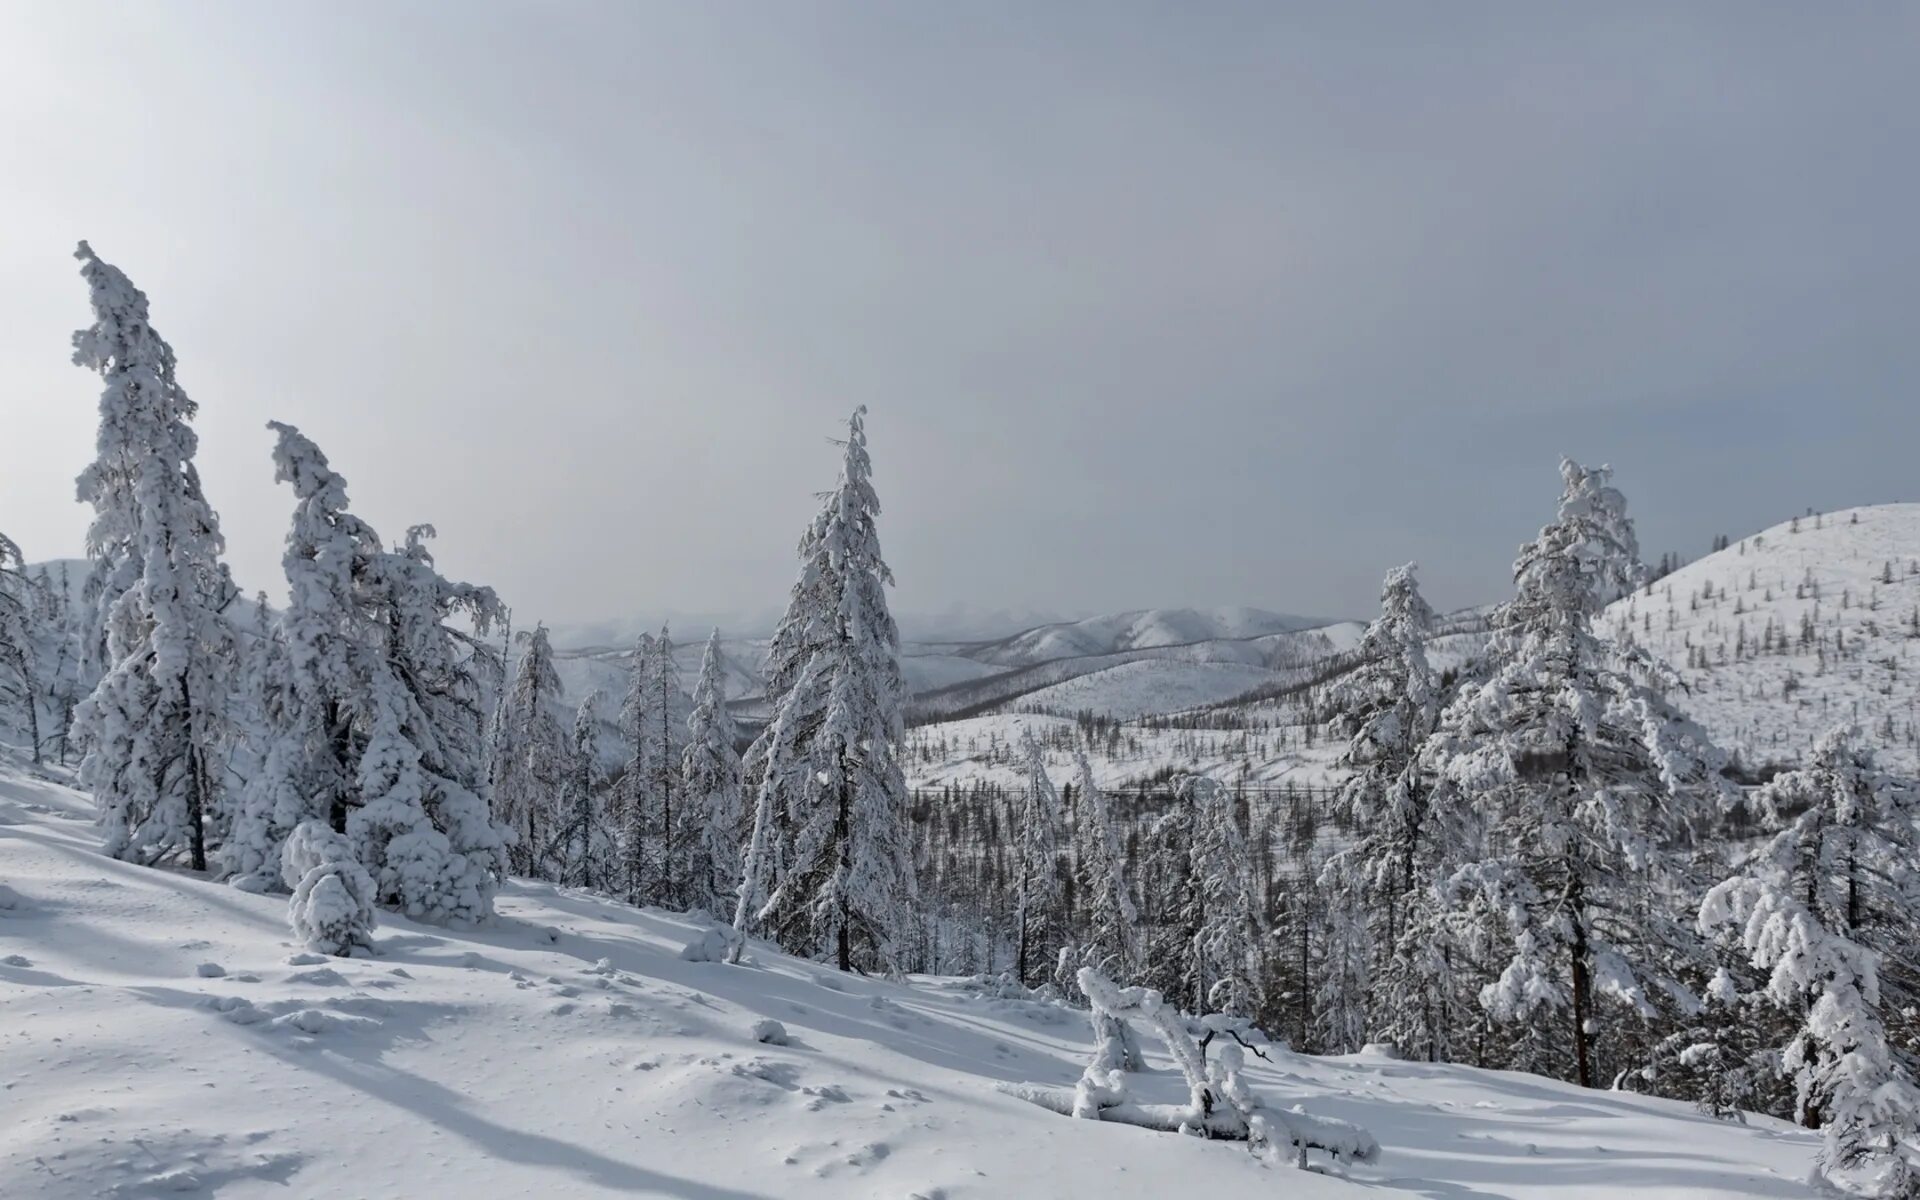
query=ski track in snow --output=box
[0,760,1821,1199]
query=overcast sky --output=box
[4,4,1916,631]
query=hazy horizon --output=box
[5,4,1917,630]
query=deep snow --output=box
[0,759,1823,1199]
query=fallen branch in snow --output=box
[997,967,1379,1169]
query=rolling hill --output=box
[1604,503,1920,772]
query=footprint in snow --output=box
[802,1084,851,1110]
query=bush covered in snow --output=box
[282,820,378,957]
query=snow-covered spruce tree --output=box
[489,624,569,878]
[1313,854,1373,1054]
[731,653,822,958]
[1422,459,1734,1088]
[1070,749,1141,979]
[221,426,372,891]
[616,633,655,903]
[1640,959,1793,1122]
[332,497,507,923]
[747,407,916,973]
[1700,728,1920,1193]
[226,423,509,923]
[25,561,86,766]
[647,626,686,905]
[1012,729,1064,987]
[0,531,42,762]
[1321,562,1440,1042]
[1146,775,1263,1016]
[69,242,238,871]
[681,629,743,918]
[550,690,608,889]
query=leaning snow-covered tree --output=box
[225,422,509,924]
[1012,728,1064,986]
[681,629,743,918]
[1422,459,1735,1088]
[744,407,916,972]
[489,624,570,877]
[69,241,239,871]
[1700,727,1920,1194]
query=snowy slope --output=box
[1014,660,1281,721]
[1604,503,1920,771]
[0,760,1822,1199]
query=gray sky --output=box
[4,3,1916,630]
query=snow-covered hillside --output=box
[1606,503,1920,771]
[972,607,1335,667]
[0,760,1824,1199]
[1013,660,1281,721]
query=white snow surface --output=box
[0,759,1821,1199]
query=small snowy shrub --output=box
[752,1019,789,1045]
[282,821,377,956]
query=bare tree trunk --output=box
[180,675,206,872]
[1569,874,1594,1089]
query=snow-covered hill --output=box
[1605,503,1920,771]
[970,607,1337,668]
[0,759,1824,1199]
[1013,660,1283,721]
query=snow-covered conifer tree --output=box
[227,423,508,923]
[1183,776,1263,1016]
[1313,855,1373,1054]
[1700,728,1920,1193]
[69,242,238,871]
[1070,749,1140,979]
[748,408,916,972]
[552,691,607,888]
[681,630,743,917]
[1423,460,1734,1087]
[647,626,686,905]
[0,531,42,762]
[1321,563,1441,1042]
[1012,729,1063,986]
[1147,774,1263,1016]
[489,624,569,877]
[618,632,661,903]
